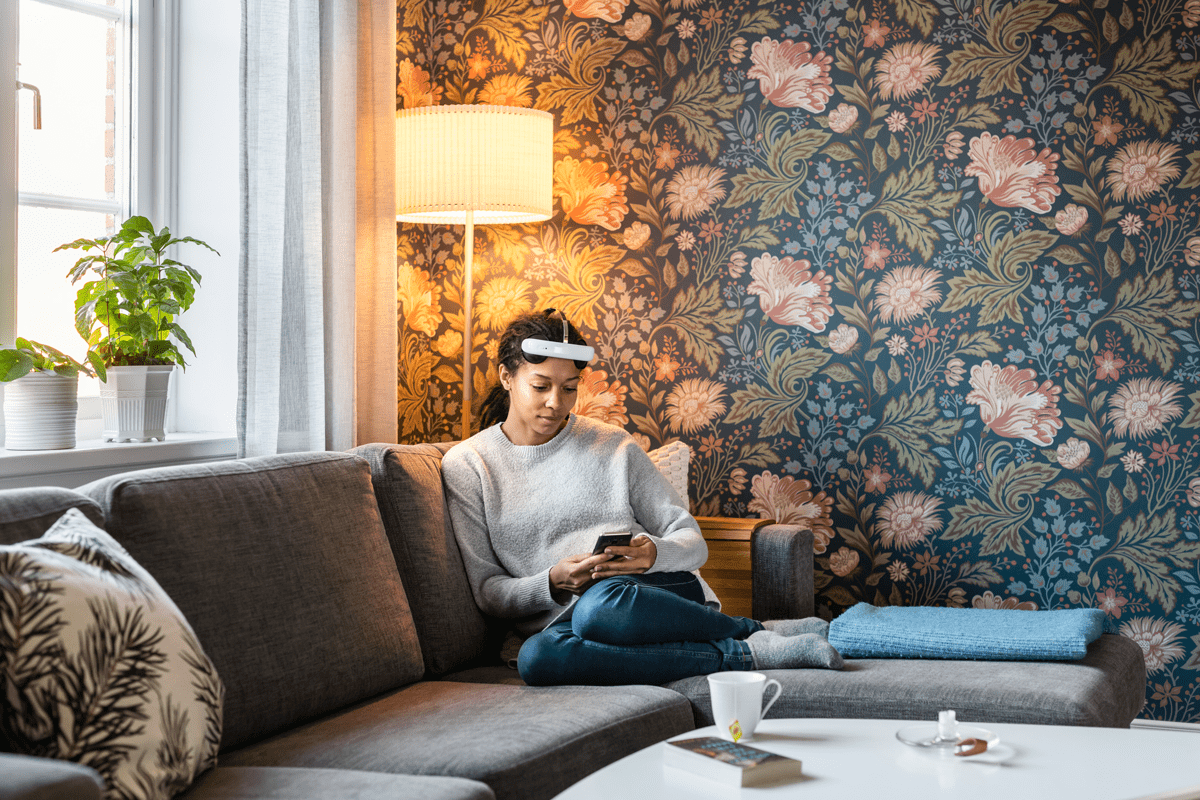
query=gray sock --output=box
[746,630,844,670]
[762,617,829,638]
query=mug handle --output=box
[760,678,782,719]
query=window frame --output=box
[2,0,176,357]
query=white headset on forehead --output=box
[521,314,595,368]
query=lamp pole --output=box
[462,208,474,439]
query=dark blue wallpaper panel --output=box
[397,0,1200,721]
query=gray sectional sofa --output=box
[0,444,1147,800]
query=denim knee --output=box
[517,624,574,686]
[573,576,638,641]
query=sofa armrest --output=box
[751,524,815,621]
[0,754,104,800]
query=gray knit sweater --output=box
[442,414,717,636]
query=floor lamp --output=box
[395,105,553,439]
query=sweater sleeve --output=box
[442,447,563,619]
[623,442,708,573]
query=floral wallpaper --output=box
[396,0,1200,722]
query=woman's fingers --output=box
[597,535,657,574]
[590,542,655,576]
[553,554,609,595]
[564,554,611,593]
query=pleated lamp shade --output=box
[395,105,554,224]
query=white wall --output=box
[171,0,239,433]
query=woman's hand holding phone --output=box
[591,534,657,578]
[548,533,659,601]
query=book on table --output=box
[663,736,804,787]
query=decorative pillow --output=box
[647,440,691,502]
[0,508,223,800]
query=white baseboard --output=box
[1131,719,1200,733]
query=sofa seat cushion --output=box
[219,680,695,800]
[181,767,494,800]
[79,452,425,752]
[666,634,1146,728]
[438,664,526,685]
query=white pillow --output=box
[647,439,690,502]
[0,508,223,800]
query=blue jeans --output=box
[517,571,762,686]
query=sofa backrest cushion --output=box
[351,442,492,676]
[79,452,425,751]
[0,487,105,545]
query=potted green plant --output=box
[58,215,218,442]
[0,338,96,450]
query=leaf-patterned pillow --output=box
[0,508,223,800]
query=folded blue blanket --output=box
[827,603,1105,661]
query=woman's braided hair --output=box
[478,309,590,431]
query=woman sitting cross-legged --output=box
[441,309,843,686]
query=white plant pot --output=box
[100,364,175,442]
[3,371,79,450]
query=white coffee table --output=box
[553,718,1200,799]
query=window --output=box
[15,0,129,386]
[3,0,238,465]
[4,0,164,386]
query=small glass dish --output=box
[896,723,1000,755]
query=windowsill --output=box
[0,431,238,490]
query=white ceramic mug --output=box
[707,671,783,742]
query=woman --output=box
[442,309,842,686]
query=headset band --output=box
[521,311,593,367]
[520,339,595,364]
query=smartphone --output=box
[592,531,633,555]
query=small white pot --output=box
[100,364,175,442]
[3,371,79,450]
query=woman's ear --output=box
[498,363,513,392]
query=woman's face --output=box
[499,357,582,446]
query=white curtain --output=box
[239,0,397,457]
